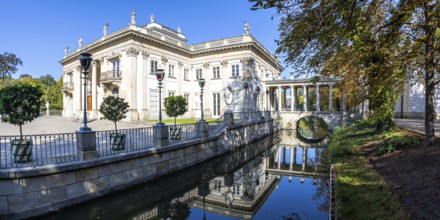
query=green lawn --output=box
[148,118,218,124]
[329,120,409,219]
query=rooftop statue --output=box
[103,22,109,36]
[177,26,181,33]
[244,21,250,34]
[131,10,136,24]
[64,45,69,57]
[78,37,83,48]
[150,14,155,23]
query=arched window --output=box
[112,87,119,97]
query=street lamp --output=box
[79,50,92,132]
[155,69,165,126]
[266,89,270,110]
[198,78,206,122]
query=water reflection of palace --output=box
[130,134,328,220]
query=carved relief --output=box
[126,47,139,57]
[221,60,228,67]
[161,56,168,64]
[203,63,210,69]
[240,57,254,65]
[178,61,183,68]
[141,51,149,59]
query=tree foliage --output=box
[99,96,129,133]
[164,96,188,125]
[0,83,42,140]
[250,0,440,139]
[0,52,22,83]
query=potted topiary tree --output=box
[99,96,129,150]
[0,83,42,163]
[164,95,187,140]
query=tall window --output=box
[168,91,175,97]
[112,87,119,97]
[232,184,240,195]
[213,66,220,79]
[196,68,203,79]
[184,93,190,107]
[149,89,159,112]
[213,93,220,116]
[214,181,222,192]
[112,60,120,77]
[168,64,175,77]
[231,64,240,77]
[150,60,158,73]
[184,68,189,80]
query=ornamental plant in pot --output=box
[0,83,42,163]
[164,96,187,140]
[99,96,129,150]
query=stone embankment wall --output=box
[0,119,277,219]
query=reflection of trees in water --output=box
[312,178,330,212]
[282,212,301,220]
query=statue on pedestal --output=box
[150,14,155,23]
[244,21,250,34]
[78,37,83,48]
[64,45,69,57]
[131,10,136,24]
[103,22,109,36]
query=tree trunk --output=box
[174,117,177,126]
[114,121,118,135]
[424,75,435,146]
[19,124,23,141]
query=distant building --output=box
[395,79,440,118]
[60,13,282,121]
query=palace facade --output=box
[60,13,282,121]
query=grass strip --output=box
[329,120,408,219]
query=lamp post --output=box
[198,78,206,122]
[155,69,165,126]
[266,89,270,110]
[79,50,92,132]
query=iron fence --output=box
[168,123,197,143]
[96,127,154,157]
[0,133,78,169]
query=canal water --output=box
[38,131,329,220]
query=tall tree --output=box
[250,0,408,131]
[0,52,22,83]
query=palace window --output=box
[196,68,203,79]
[168,64,175,77]
[149,89,159,112]
[231,64,240,77]
[214,181,222,192]
[168,91,175,97]
[184,68,189,80]
[112,87,119,98]
[112,60,120,77]
[232,184,240,195]
[213,66,220,79]
[184,93,190,107]
[150,60,158,73]
[213,93,220,116]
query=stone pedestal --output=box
[76,131,98,160]
[196,121,209,138]
[264,111,271,121]
[153,125,169,147]
[224,110,234,126]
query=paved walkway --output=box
[0,116,155,136]
[395,118,440,137]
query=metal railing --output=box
[208,114,225,134]
[0,133,78,169]
[96,127,153,157]
[169,123,197,143]
[62,82,74,90]
[100,71,122,83]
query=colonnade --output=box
[265,83,343,112]
[271,145,321,173]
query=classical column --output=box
[91,61,98,119]
[303,85,308,111]
[277,86,282,111]
[139,51,149,120]
[316,84,320,112]
[289,147,294,170]
[329,84,333,111]
[291,86,295,111]
[301,146,306,172]
[123,47,139,121]
[277,147,281,169]
[75,66,82,114]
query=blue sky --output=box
[0,0,287,80]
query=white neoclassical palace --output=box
[60,13,282,121]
